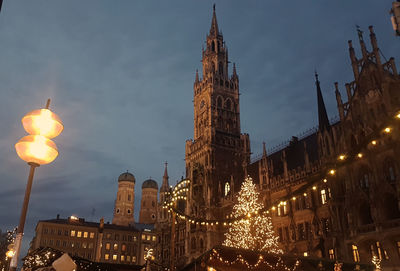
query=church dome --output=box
[118,172,135,183]
[142,179,158,189]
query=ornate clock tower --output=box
[185,6,251,256]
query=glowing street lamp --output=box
[10,99,63,271]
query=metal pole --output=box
[9,163,39,271]
[170,208,176,271]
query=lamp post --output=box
[10,99,63,271]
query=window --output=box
[278,228,283,242]
[121,255,125,261]
[77,231,82,238]
[397,241,400,257]
[112,254,117,261]
[127,209,131,214]
[57,229,62,235]
[122,244,126,251]
[305,222,310,240]
[147,235,151,241]
[71,230,76,237]
[127,256,131,262]
[283,202,288,215]
[128,194,131,201]
[43,228,48,234]
[298,224,305,240]
[352,245,360,262]
[224,182,230,196]
[115,234,119,241]
[82,242,87,249]
[217,97,222,108]
[132,256,136,263]
[142,234,146,240]
[106,233,111,239]
[83,232,88,238]
[321,189,327,204]
[329,249,335,260]
[56,240,60,246]
[90,232,95,238]
[71,242,75,248]
[64,230,68,236]
[104,254,110,260]
[88,243,93,249]
[62,241,67,247]
[105,243,111,250]
[113,243,118,250]
[152,236,156,242]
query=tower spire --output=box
[315,72,330,131]
[161,161,169,192]
[210,4,219,36]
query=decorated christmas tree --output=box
[223,176,282,254]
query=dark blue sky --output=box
[0,1,399,255]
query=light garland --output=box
[209,248,300,271]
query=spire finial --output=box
[262,142,267,157]
[314,70,319,81]
[356,25,364,42]
[209,4,219,36]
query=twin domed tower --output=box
[112,170,159,226]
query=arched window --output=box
[218,62,223,75]
[217,97,222,108]
[359,166,371,190]
[359,202,373,225]
[211,41,215,52]
[191,237,196,250]
[224,182,230,196]
[382,193,400,220]
[225,99,231,110]
[384,159,397,185]
[152,201,155,207]
[200,238,204,251]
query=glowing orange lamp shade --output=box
[22,109,63,139]
[15,135,58,165]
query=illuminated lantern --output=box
[22,108,63,139]
[15,135,58,165]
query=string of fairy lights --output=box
[209,248,301,270]
[162,111,400,226]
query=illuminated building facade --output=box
[158,8,400,271]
